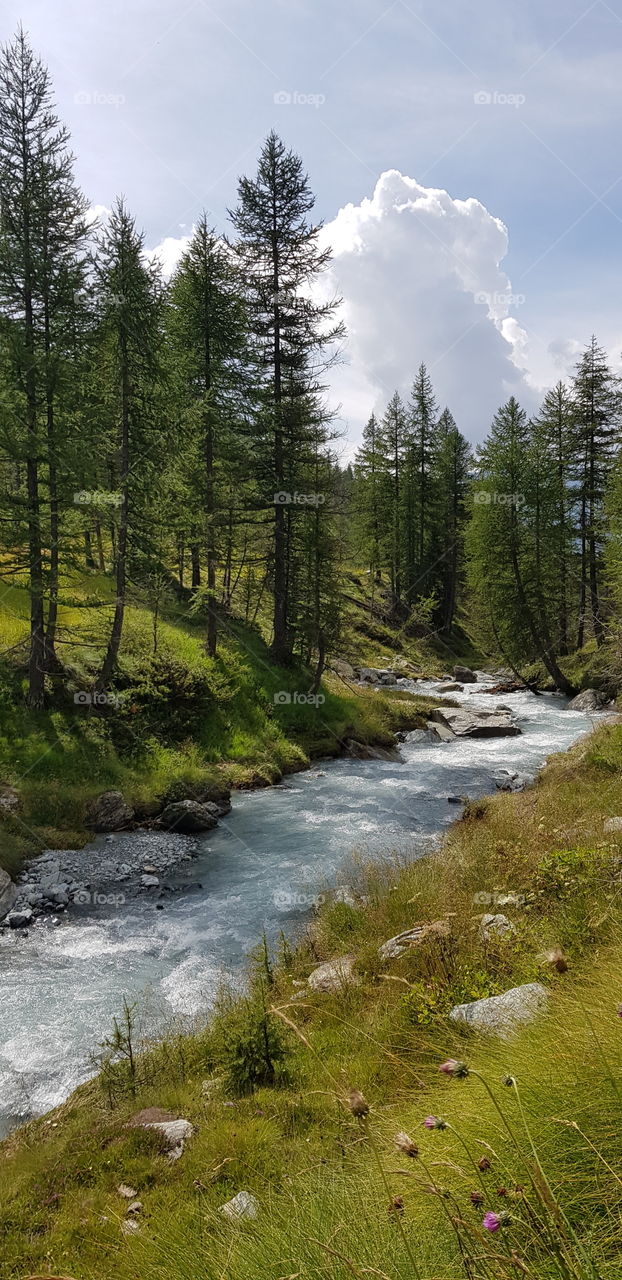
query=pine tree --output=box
[230,131,343,665]
[529,383,576,653]
[94,199,161,689]
[404,363,438,603]
[434,408,471,636]
[379,391,408,611]
[571,338,621,648]
[0,28,88,703]
[167,215,248,657]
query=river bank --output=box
[1,682,621,1278]
[0,675,601,1137]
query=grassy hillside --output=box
[3,717,622,1279]
[0,568,455,874]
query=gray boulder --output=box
[344,739,402,762]
[450,982,549,1037]
[379,918,451,961]
[308,954,359,993]
[86,790,134,832]
[7,907,33,929]
[494,770,533,792]
[453,665,477,683]
[431,708,521,739]
[568,688,609,712]
[159,799,220,832]
[437,682,464,692]
[0,868,17,921]
[427,720,456,742]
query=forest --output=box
[1,28,621,726]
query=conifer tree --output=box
[230,131,343,665]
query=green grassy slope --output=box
[3,718,622,1279]
[0,568,455,874]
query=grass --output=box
[3,716,622,1278]
[0,568,446,874]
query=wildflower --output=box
[617,1004,622,1019]
[502,1074,516,1087]
[470,1190,484,1206]
[439,1058,470,1078]
[395,1130,419,1158]
[478,1156,492,1172]
[347,1088,369,1118]
[424,1115,447,1130]
[483,1210,511,1232]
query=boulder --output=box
[449,982,549,1037]
[426,721,456,742]
[142,1117,193,1160]
[7,907,33,928]
[332,658,356,680]
[343,739,402,762]
[219,1190,259,1221]
[478,913,515,942]
[0,867,17,921]
[604,816,622,834]
[494,770,533,793]
[379,918,452,961]
[308,954,359,993]
[85,790,134,832]
[568,688,609,712]
[357,667,397,685]
[431,708,521,739]
[140,874,160,888]
[437,682,464,692]
[453,665,477,683]
[159,800,220,832]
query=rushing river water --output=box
[0,677,601,1136]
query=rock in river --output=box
[0,867,17,921]
[159,799,221,832]
[431,707,521,738]
[453,665,477,682]
[567,688,610,711]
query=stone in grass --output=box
[604,817,622,834]
[117,1184,138,1199]
[450,982,549,1038]
[379,918,452,961]
[219,1190,259,1221]
[307,954,359,993]
[128,1108,194,1161]
[478,913,516,942]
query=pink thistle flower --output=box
[483,1211,501,1233]
[439,1059,469,1078]
[424,1115,447,1130]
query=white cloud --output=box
[144,232,192,278]
[321,169,535,450]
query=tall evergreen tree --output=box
[571,338,621,648]
[94,199,161,689]
[230,131,343,665]
[0,27,88,703]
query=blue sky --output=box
[5,0,622,447]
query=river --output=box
[0,676,600,1137]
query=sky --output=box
[5,0,622,453]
